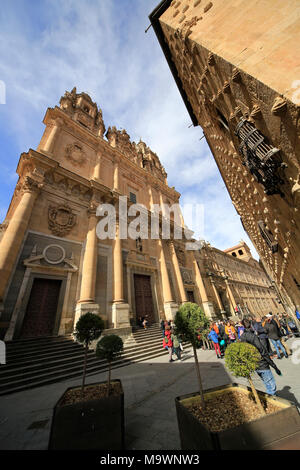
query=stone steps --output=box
[0,324,185,395]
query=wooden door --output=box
[134,274,155,324]
[20,278,62,338]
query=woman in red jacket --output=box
[163,327,174,362]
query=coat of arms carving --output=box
[48,204,76,237]
[65,143,86,167]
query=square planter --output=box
[175,383,300,450]
[48,379,124,450]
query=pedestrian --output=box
[252,316,273,356]
[163,326,174,362]
[171,328,182,361]
[296,309,300,322]
[218,321,228,349]
[225,321,236,343]
[236,320,245,339]
[264,314,288,359]
[142,317,148,330]
[240,318,282,395]
[160,318,165,337]
[208,324,222,359]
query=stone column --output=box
[148,184,154,210]
[158,238,178,320]
[112,220,130,328]
[113,158,120,192]
[39,118,62,154]
[189,252,213,319]
[75,205,99,322]
[210,278,226,318]
[225,279,237,314]
[169,241,187,304]
[160,192,166,217]
[93,151,102,181]
[0,177,40,308]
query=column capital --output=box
[20,176,43,195]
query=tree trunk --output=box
[81,343,88,398]
[248,376,265,415]
[107,361,111,397]
[193,344,205,408]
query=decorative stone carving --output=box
[48,204,76,237]
[207,52,215,66]
[250,104,262,119]
[232,68,241,83]
[22,176,43,194]
[180,268,193,284]
[204,2,213,13]
[175,246,186,266]
[271,96,287,116]
[65,143,86,167]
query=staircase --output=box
[0,324,184,396]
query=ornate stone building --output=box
[0,88,211,340]
[149,0,300,315]
[199,241,282,319]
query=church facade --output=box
[149,0,300,315]
[0,89,280,341]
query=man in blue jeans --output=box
[240,319,281,395]
[264,314,288,359]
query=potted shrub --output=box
[48,313,125,450]
[175,333,300,450]
[174,302,210,407]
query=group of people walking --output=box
[205,311,299,395]
[161,319,183,362]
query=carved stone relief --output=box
[65,142,86,167]
[48,204,76,237]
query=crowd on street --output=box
[160,311,300,397]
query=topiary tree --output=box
[74,312,104,397]
[96,335,124,396]
[174,302,210,408]
[225,342,265,414]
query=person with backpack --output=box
[252,316,273,356]
[225,321,237,344]
[171,328,182,361]
[240,318,282,395]
[208,324,222,359]
[163,326,174,362]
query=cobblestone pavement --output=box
[0,338,299,450]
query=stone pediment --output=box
[24,244,78,272]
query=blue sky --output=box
[0,0,258,258]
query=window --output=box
[129,192,137,204]
[231,252,237,257]
[235,118,285,196]
[238,249,243,255]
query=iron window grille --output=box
[235,118,285,196]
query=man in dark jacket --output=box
[240,319,281,395]
[264,314,288,359]
[252,316,272,355]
